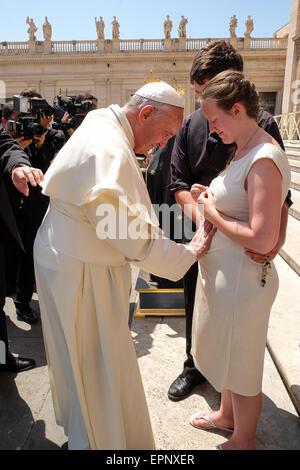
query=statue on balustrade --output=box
[245,15,254,37]
[112,16,120,39]
[43,16,52,41]
[164,15,172,39]
[26,17,37,42]
[95,16,105,39]
[178,16,188,38]
[229,15,238,38]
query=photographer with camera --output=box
[2,91,64,324]
[20,88,66,159]
[53,92,97,140]
[0,122,43,372]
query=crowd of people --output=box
[0,40,292,451]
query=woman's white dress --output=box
[191,143,291,396]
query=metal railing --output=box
[274,112,300,142]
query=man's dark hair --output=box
[190,40,244,85]
[2,102,18,121]
[20,88,43,98]
[74,93,97,104]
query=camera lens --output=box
[31,123,45,137]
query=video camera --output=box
[7,95,54,139]
[52,95,96,131]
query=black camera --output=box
[52,95,96,131]
[7,116,45,139]
[7,95,54,139]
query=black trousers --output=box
[0,240,9,362]
[14,223,36,308]
[181,260,204,380]
[14,202,48,309]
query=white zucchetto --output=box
[134,81,184,108]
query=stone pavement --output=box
[0,289,300,451]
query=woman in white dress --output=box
[189,71,291,450]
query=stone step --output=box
[290,188,300,221]
[291,171,300,191]
[289,159,300,173]
[280,214,300,277]
[267,255,300,417]
[285,142,300,160]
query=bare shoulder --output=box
[253,128,282,151]
[245,143,284,190]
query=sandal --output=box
[190,412,234,433]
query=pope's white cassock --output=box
[34,104,197,450]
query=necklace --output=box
[232,126,260,162]
[222,126,259,172]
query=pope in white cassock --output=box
[33,82,205,450]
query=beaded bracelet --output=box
[261,255,271,287]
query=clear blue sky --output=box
[0,0,291,42]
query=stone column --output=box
[185,80,192,116]
[95,80,106,108]
[282,0,300,113]
[275,88,284,115]
[106,79,111,106]
[43,81,56,104]
[110,80,121,105]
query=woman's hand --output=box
[190,184,207,202]
[197,188,217,221]
[244,239,282,264]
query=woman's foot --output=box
[217,437,256,450]
[190,411,234,432]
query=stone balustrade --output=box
[250,37,289,49]
[0,36,288,55]
[0,41,29,54]
[185,38,215,50]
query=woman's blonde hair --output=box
[201,70,259,120]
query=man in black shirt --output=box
[168,41,292,400]
[0,123,43,372]
[2,100,65,323]
[14,126,64,324]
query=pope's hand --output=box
[189,220,217,260]
[12,165,44,197]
